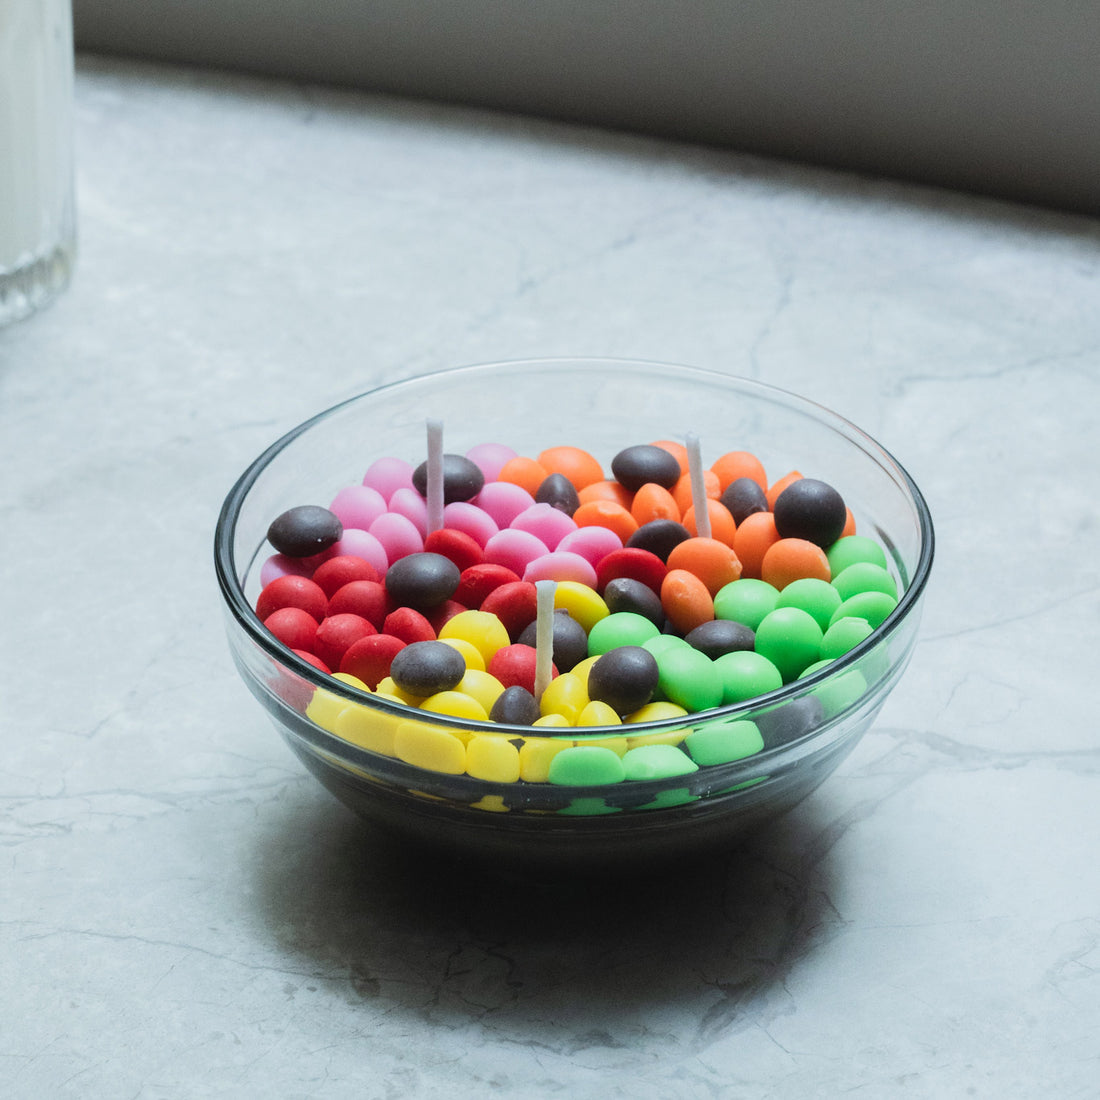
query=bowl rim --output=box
[215,356,935,745]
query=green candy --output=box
[826,534,888,575]
[713,578,779,631]
[754,606,824,682]
[713,650,783,703]
[587,611,660,656]
[829,591,898,630]
[775,577,842,632]
[820,615,875,659]
[798,661,869,718]
[655,645,724,712]
[684,719,765,765]
[622,744,699,781]
[832,562,898,601]
[547,745,626,785]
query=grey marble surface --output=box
[2,55,1098,1098]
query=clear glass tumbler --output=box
[0,0,76,325]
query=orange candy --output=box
[682,499,737,546]
[732,511,780,579]
[841,507,857,538]
[538,446,604,491]
[665,537,743,596]
[578,479,634,509]
[711,450,768,491]
[650,439,690,475]
[630,482,682,527]
[572,500,639,542]
[760,538,831,590]
[660,568,715,635]
[498,455,549,496]
[671,469,720,514]
[765,470,803,510]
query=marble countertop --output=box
[2,55,1098,1098]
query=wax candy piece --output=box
[754,606,824,682]
[362,456,415,502]
[368,511,423,562]
[339,632,407,687]
[328,484,388,531]
[256,574,328,623]
[587,646,660,715]
[268,505,342,558]
[829,591,898,630]
[611,444,681,492]
[310,555,381,597]
[477,479,537,527]
[314,613,377,671]
[326,580,392,629]
[626,519,690,562]
[466,735,521,782]
[826,535,888,575]
[547,745,626,785]
[439,609,511,664]
[719,476,768,524]
[384,552,461,610]
[832,562,898,601]
[588,611,660,655]
[684,719,764,765]
[819,616,875,659]
[713,578,779,631]
[713,650,783,704]
[523,551,598,588]
[622,744,698,780]
[775,577,843,632]
[684,619,755,659]
[466,442,518,482]
[773,478,847,548]
[510,502,577,550]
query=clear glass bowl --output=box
[215,359,934,872]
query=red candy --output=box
[310,554,381,597]
[488,643,557,694]
[325,580,392,629]
[480,580,539,641]
[453,563,521,608]
[382,606,437,645]
[313,613,377,670]
[425,599,467,632]
[255,574,328,623]
[423,528,485,572]
[264,606,319,652]
[339,633,407,688]
[595,547,668,595]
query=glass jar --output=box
[1,0,76,325]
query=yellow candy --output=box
[437,636,485,672]
[375,676,425,707]
[532,713,572,728]
[305,673,370,731]
[624,701,690,723]
[470,794,510,813]
[393,721,466,774]
[569,654,600,689]
[518,735,573,780]
[466,735,521,782]
[455,669,506,715]
[334,705,400,756]
[575,700,622,727]
[418,691,489,721]
[539,671,589,723]
[554,581,610,633]
[439,610,510,665]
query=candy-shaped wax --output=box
[390,640,467,696]
[510,502,577,550]
[368,512,423,562]
[363,456,415,502]
[465,442,519,482]
[773,478,847,548]
[475,481,535,527]
[441,501,499,547]
[534,472,581,515]
[268,505,343,558]
[328,485,388,531]
[627,519,690,562]
[384,552,460,610]
[610,443,681,492]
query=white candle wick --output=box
[533,579,557,700]
[426,418,444,535]
[686,432,711,539]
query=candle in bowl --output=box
[215,358,933,874]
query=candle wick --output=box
[532,579,557,702]
[426,418,444,535]
[686,432,711,539]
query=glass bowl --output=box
[215,358,934,873]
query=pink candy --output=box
[442,501,499,547]
[523,551,598,587]
[556,525,623,566]
[388,487,429,537]
[328,484,387,531]
[475,481,535,527]
[363,456,415,503]
[368,512,423,562]
[465,442,518,482]
[483,528,550,575]
[509,502,576,550]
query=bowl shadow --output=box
[248,785,846,1042]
